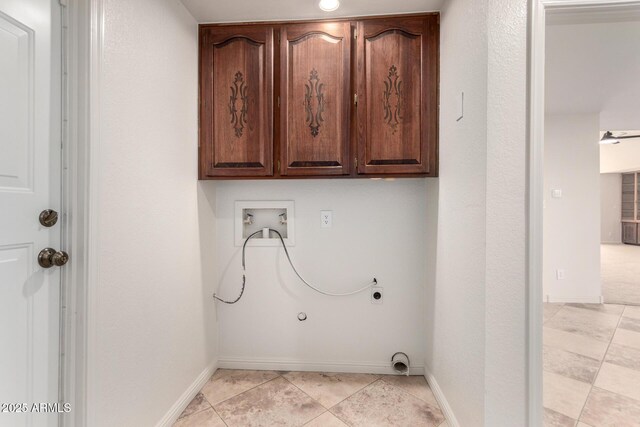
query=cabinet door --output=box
[355,15,439,175]
[199,25,274,178]
[636,173,640,221]
[623,222,638,244]
[622,173,635,220]
[279,22,351,176]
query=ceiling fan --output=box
[600,131,640,145]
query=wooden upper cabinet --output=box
[199,25,274,178]
[355,15,439,175]
[279,22,351,176]
[197,14,439,180]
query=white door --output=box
[0,0,62,426]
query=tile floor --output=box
[544,302,640,426]
[174,370,447,427]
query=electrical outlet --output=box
[320,210,332,228]
[371,287,383,304]
[556,269,565,280]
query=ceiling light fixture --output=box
[319,0,340,12]
[599,130,640,145]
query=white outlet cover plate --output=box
[235,200,295,247]
[320,210,332,228]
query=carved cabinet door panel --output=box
[199,25,274,177]
[279,22,351,176]
[355,15,439,175]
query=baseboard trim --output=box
[155,360,218,427]
[218,357,425,376]
[545,295,603,303]
[424,368,459,427]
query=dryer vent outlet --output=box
[391,352,410,376]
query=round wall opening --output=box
[391,352,410,375]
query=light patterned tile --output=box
[544,327,609,360]
[200,369,279,405]
[178,392,211,419]
[619,316,640,333]
[214,377,324,427]
[173,408,226,427]
[580,387,640,427]
[543,346,600,383]
[330,380,445,427]
[623,305,640,320]
[331,380,444,427]
[605,343,640,371]
[545,306,620,342]
[594,362,640,401]
[380,375,440,408]
[304,411,349,427]
[282,372,379,409]
[576,423,593,427]
[545,303,565,322]
[612,328,640,351]
[566,303,625,315]
[543,407,576,427]
[209,369,231,382]
[543,371,591,419]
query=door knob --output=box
[39,209,58,227]
[38,248,69,268]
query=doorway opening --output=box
[531,1,640,425]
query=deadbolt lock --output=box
[39,209,58,227]
[38,248,69,268]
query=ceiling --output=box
[181,0,444,23]
[601,131,640,173]
[545,19,640,130]
[547,4,640,26]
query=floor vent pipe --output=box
[391,352,410,375]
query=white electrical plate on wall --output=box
[234,201,295,247]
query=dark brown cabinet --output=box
[279,22,352,176]
[198,14,439,180]
[622,172,640,245]
[199,25,274,178]
[623,222,638,245]
[355,16,439,175]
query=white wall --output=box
[425,0,488,424]
[215,179,427,372]
[484,0,528,424]
[601,173,622,243]
[545,21,640,131]
[544,114,602,302]
[89,1,218,425]
[427,0,529,424]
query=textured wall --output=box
[214,179,428,372]
[484,0,528,424]
[90,1,218,425]
[427,0,529,424]
[544,113,602,302]
[425,0,488,424]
